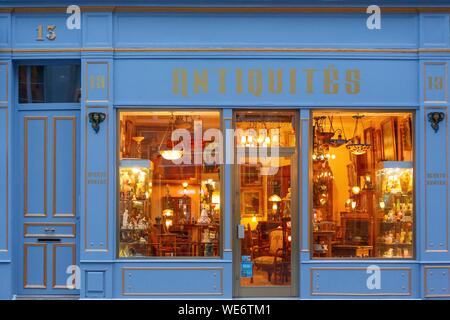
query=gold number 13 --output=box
[36,25,57,41]
[428,76,444,91]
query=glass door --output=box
[233,110,298,297]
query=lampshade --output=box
[163,208,173,217]
[160,149,183,160]
[211,192,220,204]
[269,194,282,202]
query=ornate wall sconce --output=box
[89,112,106,134]
[428,112,445,133]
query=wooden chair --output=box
[252,228,285,283]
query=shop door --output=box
[233,111,299,297]
[18,111,79,295]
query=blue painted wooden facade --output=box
[0,0,450,299]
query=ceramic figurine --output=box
[198,205,211,224]
[122,209,129,229]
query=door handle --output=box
[237,224,245,239]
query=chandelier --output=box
[346,114,372,155]
[159,113,183,160]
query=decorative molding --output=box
[24,243,47,289]
[84,106,109,253]
[423,62,448,104]
[24,117,48,218]
[424,106,449,253]
[424,266,450,298]
[3,47,450,54]
[310,267,412,296]
[4,6,450,14]
[24,222,76,238]
[52,117,77,217]
[121,267,224,296]
[52,243,76,289]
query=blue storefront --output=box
[0,0,450,299]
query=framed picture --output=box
[240,164,262,187]
[124,120,134,158]
[347,163,357,188]
[381,118,397,161]
[374,129,383,163]
[401,117,412,152]
[364,128,375,169]
[240,188,263,217]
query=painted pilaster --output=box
[223,109,233,261]
[419,12,450,299]
[0,9,12,299]
[79,11,114,299]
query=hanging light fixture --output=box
[159,113,183,160]
[346,114,372,155]
[328,116,348,148]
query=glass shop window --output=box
[18,64,81,103]
[311,111,414,259]
[118,111,222,258]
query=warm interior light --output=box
[165,219,173,228]
[272,203,278,211]
[351,201,357,209]
[352,186,361,195]
[379,201,386,209]
[269,194,282,202]
[212,191,220,205]
[163,209,173,217]
[182,181,189,188]
[251,215,257,223]
[160,149,183,160]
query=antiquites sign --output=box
[172,66,361,97]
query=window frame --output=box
[116,108,225,260]
[15,60,81,109]
[309,109,417,260]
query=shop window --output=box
[311,111,414,259]
[18,64,81,103]
[118,111,222,258]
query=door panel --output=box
[233,110,299,297]
[24,243,47,289]
[18,111,79,295]
[24,117,47,217]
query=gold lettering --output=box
[194,69,208,94]
[303,69,317,94]
[172,69,188,97]
[219,68,227,94]
[248,69,263,97]
[268,69,283,94]
[289,68,296,94]
[346,69,360,94]
[236,68,243,94]
[324,65,339,94]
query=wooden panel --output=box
[0,107,7,252]
[310,267,412,296]
[84,107,108,252]
[53,117,76,217]
[121,267,223,296]
[424,106,449,254]
[24,223,75,238]
[24,243,47,289]
[52,243,76,289]
[24,117,47,217]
